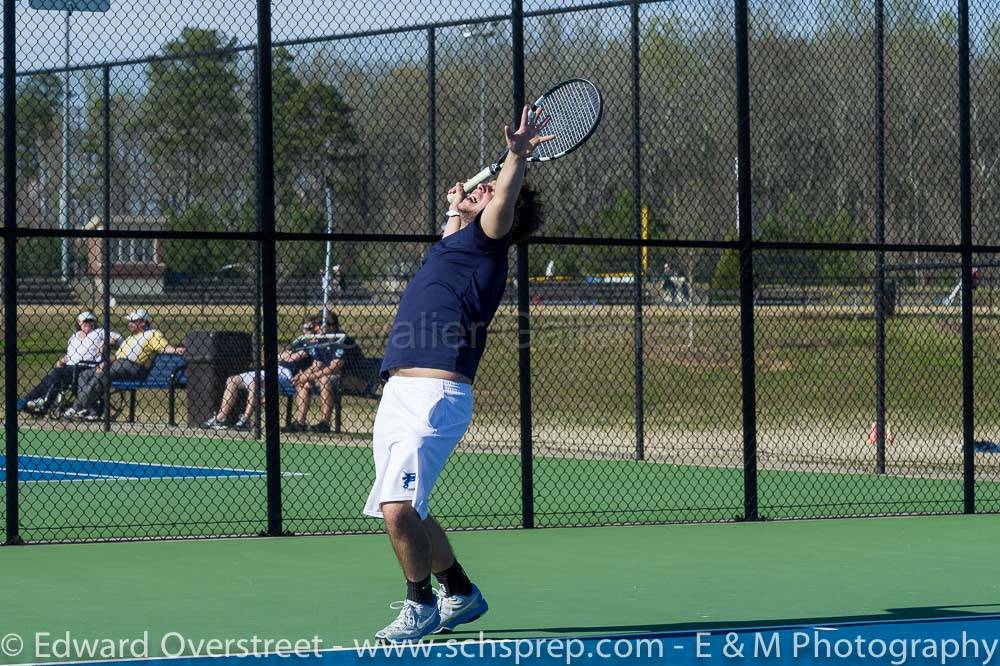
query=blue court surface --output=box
[88,614,1000,666]
[0,455,266,481]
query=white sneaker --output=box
[62,407,80,419]
[434,585,488,634]
[201,415,226,430]
[24,398,46,414]
[375,600,439,643]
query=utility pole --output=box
[461,22,497,165]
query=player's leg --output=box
[365,419,441,643]
[424,515,454,572]
[364,377,475,641]
[382,501,433,586]
[367,488,441,641]
[424,515,488,634]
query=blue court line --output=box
[0,455,266,482]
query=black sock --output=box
[434,560,473,597]
[406,575,434,606]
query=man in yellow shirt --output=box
[65,309,184,420]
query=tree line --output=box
[6,0,999,288]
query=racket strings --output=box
[532,80,601,160]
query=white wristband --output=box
[445,210,460,218]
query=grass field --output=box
[9,302,1000,429]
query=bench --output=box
[111,353,188,426]
[279,357,383,433]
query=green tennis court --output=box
[5,514,1000,664]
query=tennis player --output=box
[365,106,551,643]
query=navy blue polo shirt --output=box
[381,215,510,383]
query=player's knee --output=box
[382,501,419,530]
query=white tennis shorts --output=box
[363,376,473,520]
[238,366,293,388]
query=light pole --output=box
[461,22,497,166]
[30,0,111,279]
[734,156,739,234]
[321,140,334,328]
[59,8,72,280]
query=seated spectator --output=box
[64,309,184,421]
[662,262,677,303]
[18,311,123,415]
[201,313,324,431]
[283,312,363,433]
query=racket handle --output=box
[446,165,497,204]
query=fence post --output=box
[256,0,283,536]
[958,0,975,514]
[102,65,113,434]
[874,0,887,475]
[427,27,438,236]
[250,51,264,439]
[512,0,533,529]
[630,0,645,462]
[3,0,21,545]
[735,0,758,521]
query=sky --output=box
[10,0,577,71]
[3,0,994,75]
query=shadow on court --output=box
[445,604,1000,638]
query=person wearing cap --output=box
[64,309,185,420]
[18,311,123,416]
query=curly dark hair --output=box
[510,182,544,244]
[323,310,341,333]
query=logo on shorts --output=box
[401,472,416,490]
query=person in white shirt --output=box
[65,308,184,420]
[18,311,122,416]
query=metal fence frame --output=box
[2,0,995,544]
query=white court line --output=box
[3,467,285,481]
[11,467,137,480]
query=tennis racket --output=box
[448,78,602,203]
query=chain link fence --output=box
[1,0,998,543]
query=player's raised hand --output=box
[505,105,555,159]
[447,181,467,206]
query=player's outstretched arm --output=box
[481,105,553,240]
[443,182,466,238]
